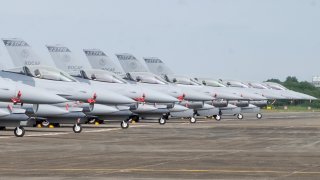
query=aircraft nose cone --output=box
[241,92,267,100]
[286,90,310,100]
[16,83,68,104]
[262,91,286,100]
[298,93,317,100]
[95,89,136,104]
[144,89,179,103]
[184,91,213,101]
[32,92,69,104]
[308,96,317,100]
[215,92,243,100]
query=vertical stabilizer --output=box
[143,57,173,75]
[2,38,42,67]
[83,49,125,76]
[46,45,88,76]
[115,53,148,73]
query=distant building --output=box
[312,76,320,87]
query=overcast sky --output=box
[0,0,319,81]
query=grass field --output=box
[262,105,320,112]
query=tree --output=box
[266,78,282,84]
[285,76,298,83]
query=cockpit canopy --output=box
[224,81,249,88]
[246,82,268,89]
[165,75,201,85]
[195,78,226,87]
[80,69,127,84]
[6,65,77,82]
[263,82,288,90]
[125,72,167,85]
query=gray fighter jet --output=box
[143,57,268,120]
[82,49,217,123]
[114,53,244,122]
[262,82,317,100]
[0,77,69,137]
[78,50,217,123]
[1,38,136,132]
[44,45,188,128]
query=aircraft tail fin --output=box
[83,49,125,76]
[143,57,173,76]
[2,38,42,67]
[115,53,149,73]
[46,45,87,76]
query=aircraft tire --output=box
[237,113,244,120]
[159,118,166,125]
[121,120,129,129]
[214,115,221,121]
[14,126,25,137]
[73,124,82,133]
[190,117,196,123]
[257,113,262,119]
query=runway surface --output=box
[1,112,320,179]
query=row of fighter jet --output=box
[0,38,316,137]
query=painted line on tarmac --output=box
[25,132,70,137]
[1,168,320,175]
[83,125,150,133]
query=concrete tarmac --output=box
[1,112,320,179]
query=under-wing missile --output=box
[0,77,67,104]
